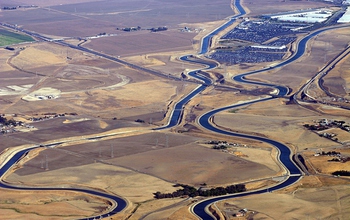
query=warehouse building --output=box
[263,9,333,23]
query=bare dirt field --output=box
[242,0,332,16]
[0,0,235,38]
[0,189,110,220]
[114,144,277,186]
[215,183,350,220]
[322,37,350,99]
[0,0,349,219]
[303,148,350,175]
[4,129,281,219]
[211,98,345,150]
[8,131,278,187]
[0,42,193,122]
[85,30,197,57]
[0,0,105,7]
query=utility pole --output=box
[111,144,114,158]
[165,134,169,148]
[45,154,49,170]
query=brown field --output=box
[8,131,278,186]
[0,190,110,220]
[303,148,350,174]
[215,183,350,220]
[322,34,350,99]
[204,98,346,150]
[242,0,332,16]
[85,30,197,57]
[0,0,235,38]
[0,0,350,219]
[0,42,187,122]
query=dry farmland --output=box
[0,0,349,219]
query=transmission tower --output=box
[45,154,49,170]
[111,144,114,158]
[165,134,169,148]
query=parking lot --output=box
[208,20,306,64]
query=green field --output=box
[0,28,35,46]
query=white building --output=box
[265,9,333,23]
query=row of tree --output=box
[150,27,168,32]
[154,183,246,199]
[0,115,16,126]
[332,170,350,176]
[212,144,228,150]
